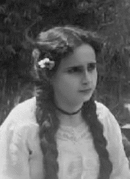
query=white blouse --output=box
[0,97,130,179]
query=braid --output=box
[35,83,59,179]
[82,98,113,179]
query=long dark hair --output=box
[30,25,112,179]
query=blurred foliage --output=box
[1,0,130,124]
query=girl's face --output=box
[52,44,97,109]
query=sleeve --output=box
[0,99,37,179]
[0,122,31,179]
[102,108,130,179]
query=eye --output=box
[68,67,83,74]
[87,63,96,72]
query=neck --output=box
[58,110,83,128]
[53,93,83,114]
[54,103,84,128]
[54,97,83,114]
[55,105,82,116]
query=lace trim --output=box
[57,122,91,142]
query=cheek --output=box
[60,77,76,90]
[53,77,69,91]
[94,75,97,84]
[57,77,78,94]
[93,71,97,83]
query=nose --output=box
[82,70,91,85]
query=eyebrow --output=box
[66,62,97,69]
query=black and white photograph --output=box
[0,0,130,179]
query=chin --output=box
[83,95,92,102]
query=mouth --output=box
[79,89,92,94]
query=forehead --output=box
[60,44,96,68]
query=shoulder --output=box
[95,101,111,120]
[95,100,109,112]
[2,97,37,127]
[95,101,121,139]
[15,97,36,112]
[95,101,120,130]
[0,97,39,147]
[0,98,40,168]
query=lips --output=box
[79,89,92,93]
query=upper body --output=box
[0,97,130,179]
[1,25,130,179]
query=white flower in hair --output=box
[38,58,55,70]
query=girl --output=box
[0,25,130,179]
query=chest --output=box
[56,125,100,179]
